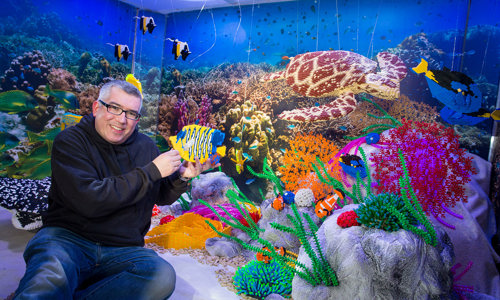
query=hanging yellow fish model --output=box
[169,124,226,164]
[231,149,247,174]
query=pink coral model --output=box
[370,119,476,218]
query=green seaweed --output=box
[345,96,402,141]
[312,147,374,206]
[393,149,438,246]
[246,157,284,197]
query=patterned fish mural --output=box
[0,90,38,114]
[169,124,226,164]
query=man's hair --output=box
[98,80,143,108]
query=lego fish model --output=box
[167,38,191,60]
[111,43,132,61]
[412,58,496,125]
[139,16,156,34]
[169,124,226,164]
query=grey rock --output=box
[258,198,320,254]
[205,237,242,258]
[292,204,455,300]
[190,172,234,207]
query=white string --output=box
[190,9,216,62]
[366,11,379,58]
[356,0,360,52]
[233,0,242,46]
[335,0,340,50]
[450,0,461,71]
[315,0,321,51]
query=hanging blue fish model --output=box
[412,58,495,125]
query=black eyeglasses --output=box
[98,99,141,120]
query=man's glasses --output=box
[98,99,141,120]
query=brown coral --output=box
[47,68,77,91]
[76,83,100,116]
[280,133,341,200]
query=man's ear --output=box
[92,101,99,116]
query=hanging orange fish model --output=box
[315,189,345,219]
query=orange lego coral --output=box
[280,133,341,200]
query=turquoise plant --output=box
[355,193,418,232]
[233,260,293,299]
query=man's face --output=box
[92,86,141,145]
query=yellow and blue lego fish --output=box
[169,125,226,164]
[61,113,83,130]
[125,74,143,96]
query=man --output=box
[15,80,213,299]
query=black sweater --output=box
[43,115,187,246]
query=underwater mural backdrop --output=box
[1,0,500,298]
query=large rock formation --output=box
[292,204,455,300]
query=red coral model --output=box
[337,210,359,228]
[370,119,476,217]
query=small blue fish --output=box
[232,136,241,143]
[26,86,34,92]
[339,126,347,131]
[19,73,24,80]
[8,53,16,58]
[232,90,239,94]
[242,153,253,161]
[246,72,250,77]
[266,95,271,100]
[245,116,251,120]
[237,80,242,84]
[249,145,258,149]
[280,148,287,153]
[266,127,273,134]
[242,124,246,131]
[33,68,42,74]
[314,102,320,107]
[10,76,18,82]
[287,124,296,129]
[245,178,256,185]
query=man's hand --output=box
[152,150,182,178]
[179,157,220,179]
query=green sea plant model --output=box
[390,149,438,246]
[200,158,339,290]
[233,260,293,299]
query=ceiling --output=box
[119,0,293,14]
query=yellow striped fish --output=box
[169,124,226,164]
